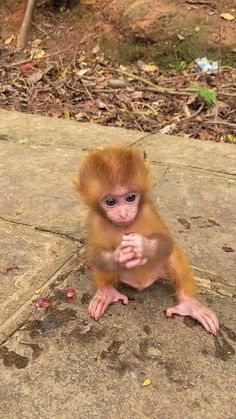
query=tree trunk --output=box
[17,0,37,49]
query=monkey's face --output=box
[100,187,141,227]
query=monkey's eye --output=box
[126,193,136,203]
[105,197,117,207]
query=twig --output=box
[105,67,158,88]
[185,0,215,5]
[32,21,48,37]
[221,66,236,72]
[42,47,72,60]
[202,120,236,128]
[133,119,144,131]
[80,80,95,101]
[5,47,72,68]
[183,103,204,120]
[218,92,236,98]
[138,86,193,96]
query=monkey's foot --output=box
[165,298,219,335]
[88,285,129,320]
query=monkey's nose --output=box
[119,208,128,219]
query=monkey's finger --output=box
[199,312,219,335]
[120,295,129,305]
[121,237,139,247]
[119,252,136,263]
[89,298,105,319]
[120,240,136,249]
[94,300,107,320]
[90,296,110,320]
[122,233,138,239]
[121,246,134,254]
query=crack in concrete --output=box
[151,160,236,179]
[0,254,77,345]
[0,215,82,242]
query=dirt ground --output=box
[2,0,236,55]
[0,0,236,143]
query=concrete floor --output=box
[0,110,235,418]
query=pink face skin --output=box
[100,187,140,226]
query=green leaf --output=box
[187,84,217,106]
[179,60,187,70]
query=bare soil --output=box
[0,0,235,143]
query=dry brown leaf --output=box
[199,129,211,141]
[31,39,42,47]
[220,13,235,21]
[5,35,15,45]
[28,70,44,83]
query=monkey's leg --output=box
[89,270,129,320]
[165,246,219,335]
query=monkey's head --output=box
[75,145,151,226]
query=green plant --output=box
[187,84,217,106]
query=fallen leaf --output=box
[32,49,46,59]
[13,82,23,88]
[222,246,235,253]
[220,13,235,21]
[137,60,158,72]
[0,84,13,93]
[28,69,44,83]
[20,61,37,72]
[108,78,127,88]
[5,34,15,45]
[226,134,236,144]
[77,68,91,78]
[199,129,211,141]
[159,123,177,134]
[61,66,71,78]
[64,109,71,119]
[92,45,100,55]
[142,378,152,387]
[35,289,41,295]
[64,286,77,303]
[98,101,108,110]
[183,104,191,118]
[195,26,200,32]
[131,91,143,99]
[177,34,185,41]
[35,297,52,308]
[31,38,42,47]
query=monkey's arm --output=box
[165,246,219,335]
[86,247,131,320]
[120,232,174,268]
[87,244,136,271]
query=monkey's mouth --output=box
[116,219,135,227]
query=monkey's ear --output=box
[143,150,147,160]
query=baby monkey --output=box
[75,145,219,335]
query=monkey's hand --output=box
[89,285,129,320]
[119,233,156,268]
[166,297,219,335]
[112,244,140,268]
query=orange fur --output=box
[75,145,151,207]
[75,145,196,300]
